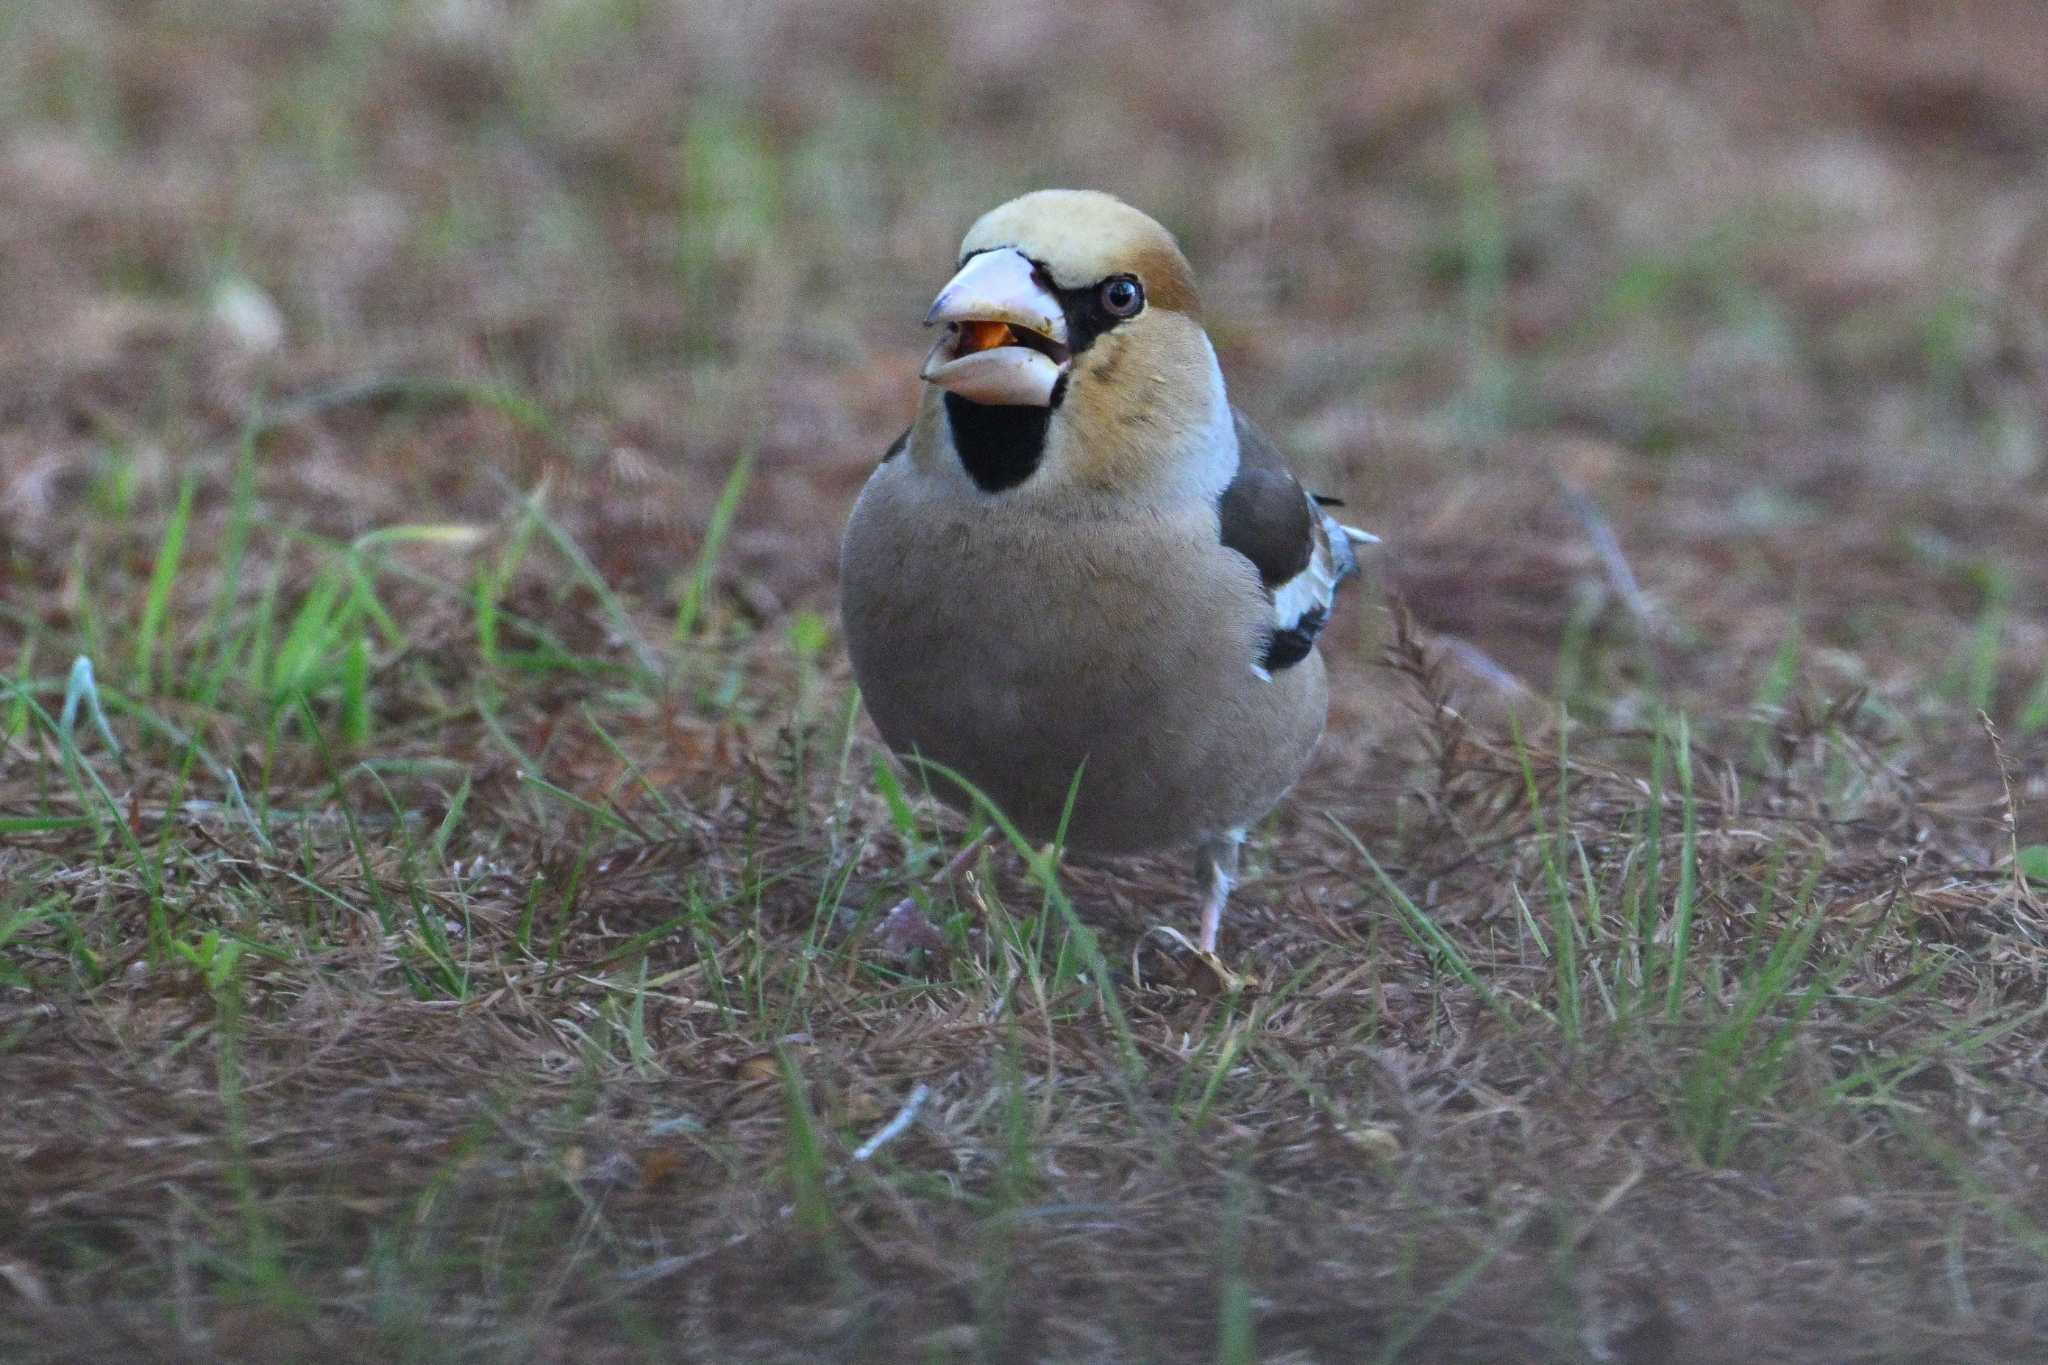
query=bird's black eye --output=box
[1099,275,1144,318]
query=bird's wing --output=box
[1217,410,1373,675]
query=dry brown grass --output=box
[5,2,2048,1360]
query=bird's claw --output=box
[1134,924,1251,996]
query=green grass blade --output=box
[673,448,754,644]
[1330,818,1517,1030]
[495,474,662,683]
[1664,713,1698,1020]
[4,639,35,739]
[340,633,370,746]
[0,815,96,834]
[135,472,196,692]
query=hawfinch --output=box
[841,189,1372,953]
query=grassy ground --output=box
[5,1,2048,1360]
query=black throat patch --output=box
[938,253,1134,494]
[944,392,1055,493]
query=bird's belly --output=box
[842,498,1327,854]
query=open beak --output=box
[920,248,1071,406]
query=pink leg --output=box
[1195,831,1245,954]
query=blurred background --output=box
[5,0,2047,740]
[8,6,2048,1358]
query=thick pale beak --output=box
[920,248,1072,406]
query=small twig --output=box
[0,1259,51,1311]
[615,1079,935,1289]
[59,655,123,761]
[1559,484,1654,629]
[851,1082,931,1163]
[1980,711,2042,912]
[1572,1154,1645,1250]
[613,1228,752,1286]
[1434,634,1532,698]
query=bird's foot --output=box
[1133,924,1251,996]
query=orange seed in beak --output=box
[956,320,1014,355]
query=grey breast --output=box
[841,460,1329,854]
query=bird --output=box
[840,189,1373,955]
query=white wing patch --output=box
[1214,407,1375,678]
[1270,529,1344,629]
[1257,501,1367,676]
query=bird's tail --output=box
[1323,515,1376,587]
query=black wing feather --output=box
[1217,413,1314,590]
[1216,411,1361,673]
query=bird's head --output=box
[918,190,1230,496]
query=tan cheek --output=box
[1078,328,1134,391]
[1059,338,1143,486]
[1061,323,1216,486]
